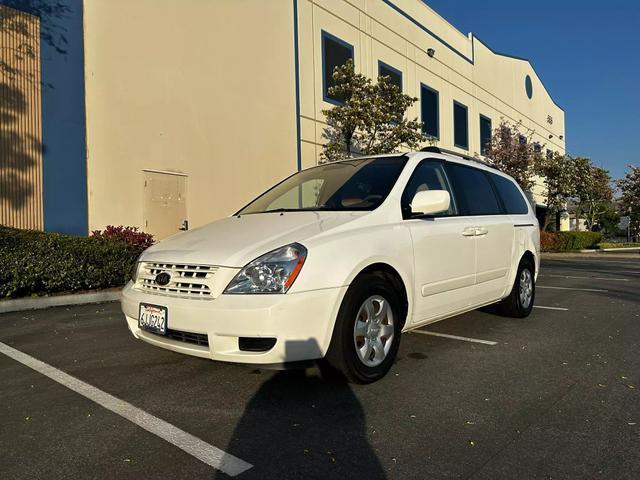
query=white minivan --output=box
[122,148,539,383]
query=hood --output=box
[140,211,367,267]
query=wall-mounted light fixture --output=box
[548,134,553,139]
[427,48,435,57]
[559,135,564,140]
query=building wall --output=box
[296,0,565,171]
[83,0,298,238]
[83,0,565,238]
[0,0,87,235]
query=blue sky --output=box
[423,0,639,180]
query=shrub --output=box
[0,226,151,299]
[540,231,603,252]
[91,225,154,250]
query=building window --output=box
[420,84,439,139]
[525,75,533,99]
[479,115,492,155]
[453,101,468,150]
[533,142,542,153]
[546,149,553,160]
[322,31,354,104]
[518,134,527,145]
[378,61,402,91]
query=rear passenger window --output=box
[490,174,529,214]
[401,161,456,218]
[445,163,501,216]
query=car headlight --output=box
[224,243,307,294]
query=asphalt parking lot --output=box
[1,255,639,479]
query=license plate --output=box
[139,303,168,335]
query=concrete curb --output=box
[0,290,121,314]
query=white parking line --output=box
[537,285,608,293]
[413,330,497,346]
[534,305,569,311]
[0,342,252,477]
[539,274,629,282]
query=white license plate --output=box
[139,303,167,335]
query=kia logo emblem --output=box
[155,272,171,286]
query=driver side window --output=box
[401,161,456,218]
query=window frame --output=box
[378,60,403,91]
[443,162,505,216]
[321,30,354,105]
[420,83,440,140]
[400,159,458,220]
[453,100,469,150]
[479,114,492,156]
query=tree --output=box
[534,151,576,231]
[483,120,542,192]
[616,165,640,240]
[321,59,425,162]
[572,157,613,231]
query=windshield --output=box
[237,157,408,215]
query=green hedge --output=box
[541,231,603,252]
[0,226,144,299]
[597,242,640,249]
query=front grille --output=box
[165,328,209,347]
[134,262,218,299]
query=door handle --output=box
[475,227,488,236]
[462,227,477,236]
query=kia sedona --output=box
[121,147,539,383]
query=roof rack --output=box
[419,146,496,169]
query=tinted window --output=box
[445,163,501,216]
[401,161,456,218]
[238,157,407,214]
[378,62,402,91]
[518,134,527,145]
[490,173,529,214]
[480,115,492,155]
[322,32,353,103]
[421,85,439,139]
[453,101,468,149]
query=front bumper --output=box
[121,282,347,365]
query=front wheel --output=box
[497,258,535,318]
[323,273,404,384]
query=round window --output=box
[525,75,533,99]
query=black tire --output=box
[322,272,404,384]
[496,257,535,318]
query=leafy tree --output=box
[593,206,621,238]
[616,165,640,240]
[321,59,425,162]
[572,157,613,231]
[483,120,543,192]
[534,151,576,231]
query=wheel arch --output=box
[348,262,411,329]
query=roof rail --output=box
[419,146,496,169]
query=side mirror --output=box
[410,190,450,216]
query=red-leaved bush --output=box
[91,225,154,250]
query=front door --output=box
[143,170,187,240]
[402,160,477,324]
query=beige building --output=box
[1,0,566,237]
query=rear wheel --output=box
[497,257,535,318]
[323,273,404,384]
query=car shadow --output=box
[217,339,386,479]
